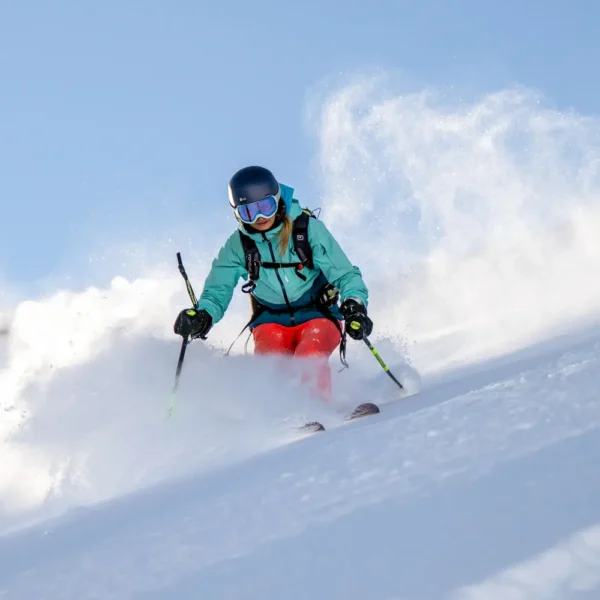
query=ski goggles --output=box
[234,191,280,224]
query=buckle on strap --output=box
[242,280,256,293]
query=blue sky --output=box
[1,0,598,290]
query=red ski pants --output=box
[253,318,341,401]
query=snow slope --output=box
[1,325,600,599]
[2,81,600,598]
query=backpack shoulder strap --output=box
[238,208,317,291]
[292,208,315,270]
[238,231,260,293]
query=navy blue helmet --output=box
[228,166,280,208]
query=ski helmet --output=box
[228,166,280,209]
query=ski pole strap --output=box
[177,252,198,307]
[362,335,404,390]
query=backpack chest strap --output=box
[238,209,315,292]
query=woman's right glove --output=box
[340,299,373,340]
[173,308,212,340]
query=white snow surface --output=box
[2,81,600,598]
[1,328,600,599]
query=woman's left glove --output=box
[173,308,213,340]
[340,299,373,340]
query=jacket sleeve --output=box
[308,218,369,307]
[196,232,247,324]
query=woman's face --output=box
[251,215,277,232]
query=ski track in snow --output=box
[0,334,599,599]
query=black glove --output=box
[340,299,373,340]
[173,308,212,340]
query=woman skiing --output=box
[173,166,373,401]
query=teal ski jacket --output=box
[197,184,369,328]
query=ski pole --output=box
[168,252,199,417]
[168,335,189,417]
[362,335,404,390]
[347,318,404,390]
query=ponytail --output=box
[276,214,293,256]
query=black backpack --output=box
[238,208,315,294]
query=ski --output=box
[293,398,407,438]
[346,402,381,420]
[296,403,380,436]
[297,421,326,434]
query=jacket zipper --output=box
[262,232,295,326]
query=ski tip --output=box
[348,402,381,420]
[298,421,326,434]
